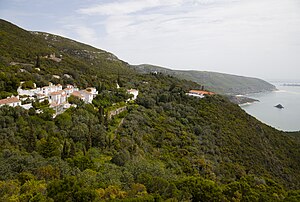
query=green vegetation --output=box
[0,19,300,201]
[133,64,276,95]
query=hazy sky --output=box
[1,0,300,80]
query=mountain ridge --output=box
[133,64,276,95]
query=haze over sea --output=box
[241,81,300,132]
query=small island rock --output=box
[274,104,284,109]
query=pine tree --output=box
[61,140,69,159]
[69,140,76,157]
[35,55,40,68]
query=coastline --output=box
[227,95,259,105]
[240,84,300,132]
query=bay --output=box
[240,82,300,132]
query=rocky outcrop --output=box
[275,104,284,109]
[227,95,259,105]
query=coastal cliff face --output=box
[133,64,276,95]
[227,95,259,105]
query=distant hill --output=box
[133,64,276,95]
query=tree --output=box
[37,137,61,158]
[61,140,69,160]
[35,55,40,68]
[176,176,224,201]
[47,176,96,202]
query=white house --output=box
[41,83,62,96]
[64,87,74,97]
[36,94,47,102]
[21,103,33,110]
[81,90,94,103]
[0,96,21,107]
[86,87,98,98]
[14,81,98,110]
[49,90,67,105]
[66,84,79,91]
[127,89,139,100]
[187,90,215,98]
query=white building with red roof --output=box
[15,81,98,111]
[81,90,94,103]
[49,90,67,105]
[187,90,215,98]
[0,96,21,107]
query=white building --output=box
[127,89,139,100]
[15,81,98,110]
[18,82,63,97]
[49,90,67,105]
[41,83,62,96]
[0,96,21,107]
[86,87,98,98]
[81,90,94,103]
[21,103,33,110]
[64,87,74,97]
[187,90,215,98]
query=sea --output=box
[240,81,300,132]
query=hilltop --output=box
[0,19,300,201]
[133,64,276,95]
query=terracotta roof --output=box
[189,90,215,95]
[50,90,66,96]
[0,97,21,105]
[49,91,61,96]
[72,91,84,98]
[82,90,92,95]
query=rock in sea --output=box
[274,104,284,109]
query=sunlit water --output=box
[240,82,300,132]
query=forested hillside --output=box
[0,19,300,201]
[134,64,276,95]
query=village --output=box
[0,81,139,117]
[0,75,215,117]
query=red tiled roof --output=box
[50,90,66,96]
[49,92,61,95]
[71,91,84,98]
[0,97,21,105]
[82,90,92,95]
[189,90,215,95]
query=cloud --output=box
[78,0,185,16]
[44,0,300,79]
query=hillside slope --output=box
[0,19,300,201]
[0,19,136,99]
[133,64,276,95]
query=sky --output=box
[0,0,300,80]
